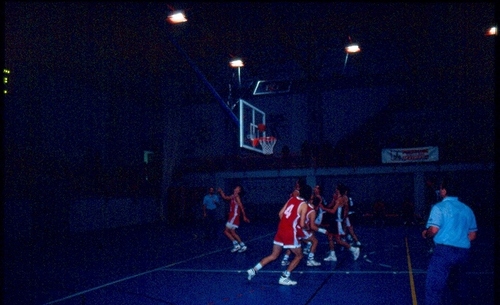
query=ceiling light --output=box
[345,44,361,53]
[167,11,187,24]
[485,26,497,36]
[229,59,244,68]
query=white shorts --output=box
[300,229,313,240]
[345,217,352,227]
[225,222,238,229]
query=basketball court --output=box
[3,8,494,305]
[4,220,494,305]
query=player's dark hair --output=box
[296,177,307,189]
[439,177,456,195]
[312,195,321,207]
[236,185,245,196]
[315,185,323,195]
[337,183,347,196]
[299,184,312,201]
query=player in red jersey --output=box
[246,184,313,285]
[281,193,326,267]
[218,185,249,253]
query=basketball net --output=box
[259,136,277,155]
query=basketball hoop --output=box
[259,136,277,155]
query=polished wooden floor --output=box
[3,218,495,305]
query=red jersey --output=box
[298,203,315,240]
[226,195,241,227]
[273,196,306,248]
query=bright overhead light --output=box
[167,11,187,24]
[229,59,244,68]
[345,44,361,53]
[485,26,497,36]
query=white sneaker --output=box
[247,268,255,280]
[238,245,247,253]
[303,247,310,255]
[231,245,241,253]
[279,276,297,286]
[323,253,337,261]
[350,246,360,260]
[353,241,362,247]
[307,259,321,267]
[281,260,290,266]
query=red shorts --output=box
[273,227,301,249]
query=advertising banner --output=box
[381,146,439,163]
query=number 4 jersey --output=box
[273,196,307,248]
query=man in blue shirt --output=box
[202,187,221,240]
[422,178,477,305]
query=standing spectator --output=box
[246,184,313,285]
[422,178,477,305]
[218,185,249,253]
[202,187,221,240]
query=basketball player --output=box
[321,183,360,262]
[246,184,313,285]
[343,187,361,246]
[218,185,249,253]
[281,192,326,267]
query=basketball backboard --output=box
[239,99,275,154]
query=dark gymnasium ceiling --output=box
[4,2,496,102]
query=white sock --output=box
[254,263,263,271]
[308,253,314,260]
[283,254,289,261]
[232,240,238,246]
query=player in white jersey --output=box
[320,184,360,262]
[343,187,361,246]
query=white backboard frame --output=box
[239,99,268,154]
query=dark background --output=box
[3,2,497,235]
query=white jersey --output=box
[348,197,355,215]
[314,196,326,225]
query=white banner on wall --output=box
[381,146,439,163]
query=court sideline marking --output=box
[405,236,418,305]
[43,230,492,304]
[43,232,275,305]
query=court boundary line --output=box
[157,269,493,275]
[405,236,418,305]
[41,230,493,304]
[42,232,275,305]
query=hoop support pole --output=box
[168,34,240,127]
